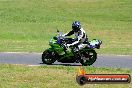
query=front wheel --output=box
[80,50,97,66]
[42,50,57,65]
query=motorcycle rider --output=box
[63,21,88,52]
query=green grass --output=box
[0,0,132,54]
[0,64,131,88]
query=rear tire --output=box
[42,50,56,65]
[80,50,97,66]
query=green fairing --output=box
[49,37,68,54]
[49,37,74,56]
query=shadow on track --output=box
[39,63,82,66]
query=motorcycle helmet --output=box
[72,21,81,32]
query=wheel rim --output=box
[81,50,97,66]
[82,52,93,60]
[43,51,55,64]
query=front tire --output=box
[80,50,97,66]
[42,50,57,65]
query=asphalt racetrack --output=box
[0,52,132,69]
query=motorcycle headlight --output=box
[49,38,57,45]
[49,39,52,45]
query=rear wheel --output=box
[42,50,57,65]
[80,50,97,66]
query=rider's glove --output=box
[62,33,68,37]
[66,44,72,48]
[62,34,66,37]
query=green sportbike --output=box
[42,30,102,66]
